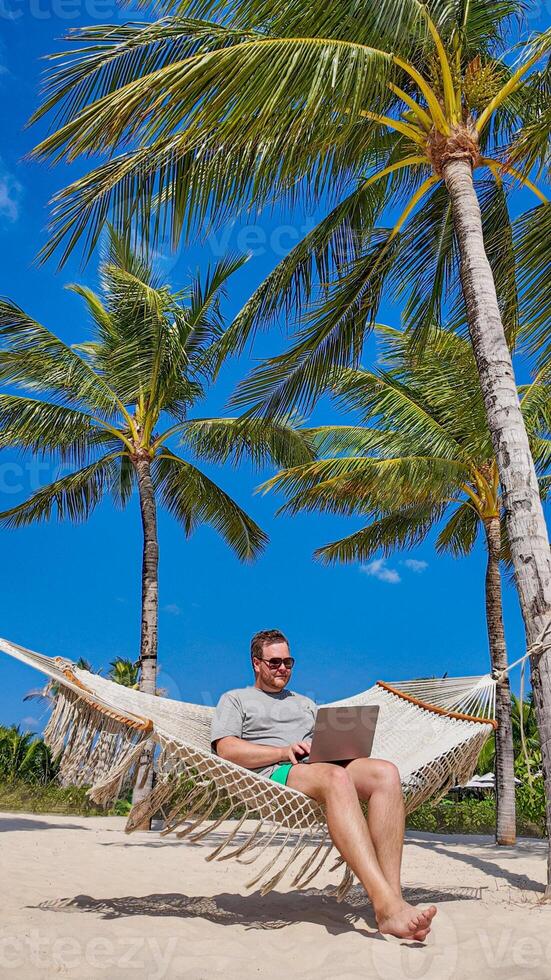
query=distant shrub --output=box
[0,725,58,784]
[407,784,546,838]
[0,779,109,816]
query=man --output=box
[211,629,437,941]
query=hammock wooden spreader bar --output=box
[376,681,499,728]
[0,635,497,898]
[57,662,154,733]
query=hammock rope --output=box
[491,616,551,781]
[493,616,551,681]
[1,635,497,898]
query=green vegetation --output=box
[0,724,131,816]
[0,725,57,784]
[408,783,546,839]
[0,779,120,817]
[476,692,541,776]
[409,697,546,839]
[107,658,140,689]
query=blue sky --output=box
[0,2,548,731]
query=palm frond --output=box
[302,424,393,457]
[32,18,264,127]
[330,365,470,461]
[155,0,430,54]
[0,299,121,416]
[111,452,136,509]
[66,284,114,342]
[218,166,418,362]
[37,137,282,266]
[178,417,316,469]
[155,452,268,560]
[33,35,393,166]
[530,437,551,474]
[538,473,551,502]
[520,371,551,433]
[263,453,468,517]
[0,395,111,464]
[435,501,480,556]
[372,327,493,455]
[231,232,398,416]
[314,501,444,564]
[395,181,457,341]
[187,253,249,375]
[515,202,551,367]
[0,453,122,528]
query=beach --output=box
[0,811,549,979]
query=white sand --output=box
[0,812,549,980]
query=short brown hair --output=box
[250,629,290,666]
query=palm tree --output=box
[263,326,551,844]
[107,658,140,689]
[0,725,57,784]
[27,2,551,882]
[0,232,314,810]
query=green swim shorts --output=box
[269,763,293,786]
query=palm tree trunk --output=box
[132,452,159,824]
[444,156,551,889]
[483,516,516,845]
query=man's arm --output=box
[215,736,312,768]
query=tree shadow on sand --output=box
[0,817,85,832]
[35,882,481,936]
[411,840,545,895]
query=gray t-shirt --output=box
[211,686,317,778]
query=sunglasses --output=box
[256,657,295,671]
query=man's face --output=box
[253,641,293,692]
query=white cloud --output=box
[163,603,181,616]
[360,558,401,584]
[21,716,39,728]
[402,559,428,573]
[0,161,22,223]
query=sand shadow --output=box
[412,839,545,894]
[0,816,85,832]
[35,881,479,937]
[37,889,374,935]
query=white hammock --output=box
[0,636,497,898]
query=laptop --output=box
[307,705,380,764]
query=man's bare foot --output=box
[377,902,437,941]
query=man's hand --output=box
[283,741,312,764]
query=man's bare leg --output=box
[345,758,405,897]
[287,763,436,940]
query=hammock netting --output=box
[1,636,497,899]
